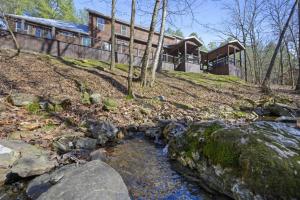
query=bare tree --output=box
[296,0,300,91]
[110,0,116,70]
[128,0,136,96]
[150,0,168,87]
[0,7,20,54]
[262,0,298,91]
[140,0,161,86]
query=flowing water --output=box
[106,134,226,200]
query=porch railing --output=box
[185,54,200,64]
[162,54,200,65]
[208,57,241,68]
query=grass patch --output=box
[81,92,91,105]
[167,71,246,89]
[103,98,118,111]
[42,122,57,131]
[26,102,41,114]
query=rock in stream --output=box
[167,121,300,200]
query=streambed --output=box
[106,134,228,200]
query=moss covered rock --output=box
[168,121,300,200]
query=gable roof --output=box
[86,8,182,40]
[6,14,89,35]
[208,40,245,54]
[183,36,203,46]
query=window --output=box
[96,17,105,31]
[82,37,91,47]
[23,24,29,34]
[121,25,127,36]
[0,18,7,30]
[43,29,52,39]
[35,28,42,37]
[102,42,111,51]
[60,31,75,37]
[15,21,22,32]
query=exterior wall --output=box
[6,16,84,46]
[89,13,179,60]
[0,30,151,66]
[160,62,175,71]
[209,65,229,75]
[185,62,201,73]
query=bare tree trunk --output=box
[150,0,167,87]
[110,0,116,70]
[285,40,295,88]
[0,9,20,54]
[279,45,284,85]
[296,0,300,91]
[262,0,298,91]
[140,0,161,86]
[128,0,136,97]
[243,37,248,82]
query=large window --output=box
[82,37,91,47]
[96,17,105,31]
[35,27,42,37]
[102,41,111,51]
[120,25,127,36]
[23,24,29,34]
[43,29,52,39]
[60,31,75,37]
[15,21,22,32]
[0,18,7,30]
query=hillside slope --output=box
[0,49,299,139]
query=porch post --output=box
[234,47,236,66]
[21,19,25,32]
[51,27,56,39]
[198,47,201,69]
[240,50,242,67]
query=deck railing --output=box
[209,57,241,68]
[162,54,200,65]
[185,54,200,64]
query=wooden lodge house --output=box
[0,9,245,76]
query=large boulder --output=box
[86,120,118,145]
[168,121,300,200]
[26,160,130,200]
[0,140,57,185]
[8,93,39,107]
[162,122,187,141]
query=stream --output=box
[105,134,227,200]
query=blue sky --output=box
[74,0,229,46]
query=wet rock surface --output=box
[26,160,130,200]
[86,120,118,145]
[167,121,300,200]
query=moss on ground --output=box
[103,98,118,111]
[168,71,246,89]
[26,102,41,114]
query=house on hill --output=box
[0,10,245,76]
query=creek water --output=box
[105,134,226,200]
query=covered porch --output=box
[203,40,245,76]
[160,36,203,72]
